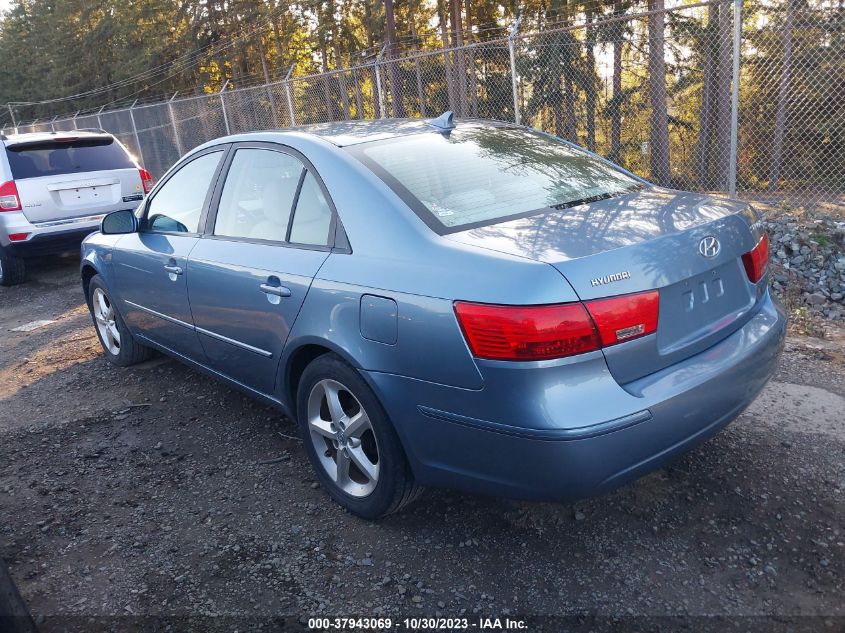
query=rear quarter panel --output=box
[273,132,589,399]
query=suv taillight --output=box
[742,233,769,284]
[454,290,659,362]
[0,180,21,211]
[139,169,154,194]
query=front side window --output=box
[214,149,304,241]
[351,127,640,233]
[289,172,333,246]
[144,151,223,234]
[6,137,135,179]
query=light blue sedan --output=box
[81,114,786,518]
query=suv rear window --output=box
[350,127,641,233]
[6,137,134,179]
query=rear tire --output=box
[297,353,423,519]
[0,248,26,286]
[87,274,153,366]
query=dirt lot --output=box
[1,255,844,632]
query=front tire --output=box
[87,275,153,366]
[0,248,26,286]
[297,353,423,519]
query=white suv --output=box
[0,129,152,285]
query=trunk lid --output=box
[447,187,767,383]
[15,169,142,223]
[5,135,144,223]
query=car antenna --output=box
[427,111,455,134]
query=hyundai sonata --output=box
[81,114,786,518]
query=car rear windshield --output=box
[6,137,134,179]
[351,126,641,233]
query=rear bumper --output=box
[0,211,104,254]
[366,291,786,501]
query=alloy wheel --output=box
[92,287,121,355]
[306,378,380,498]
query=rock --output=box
[806,293,827,306]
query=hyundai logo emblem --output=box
[698,235,720,258]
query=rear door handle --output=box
[259,283,291,297]
[163,264,183,275]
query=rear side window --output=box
[289,172,333,246]
[351,127,640,233]
[6,137,135,179]
[214,148,304,242]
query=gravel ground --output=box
[1,254,844,633]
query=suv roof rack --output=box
[73,127,109,134]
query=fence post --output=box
[167,92,184,156]
[508,16,523,125]
[219,80,231,135]
[72,111,80,130]
[375,46,386,119]
[96,105,105,131]
[284,66,296,127]
[128,100,146,168]
[727,0,742,198]
[50,115,57,132]
[6,104,16,131]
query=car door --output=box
[187,144,336,395]
[112,147,227,360]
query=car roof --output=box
[267,116,514,147]
[1,129,113,148]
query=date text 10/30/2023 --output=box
[307,617,529,630]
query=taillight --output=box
[454,301,601,361]
[8,233,29,242]
[139,168,154,194]
[0,180,21,211]
[584,290,659,346]
[742,233,769,284]
[454,290,660,362]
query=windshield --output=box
[352,126,641,233]
[6,137,134,179]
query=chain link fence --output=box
[3,0,842,212]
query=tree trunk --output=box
[610,0,623,163]
[647,0,671,185]
[449,0,468,116]
[408,6,427,116]
[560,0,577,142]
[333,37,351,120]
[696,3,717,188]
[319,43,337,120]
[553,98,564,138]
[714,2,733,189]
[384,0,407,117]
[464,0,478,115]
[271,13,285,70]
[256,28,280,127]
[584,6,597,151]
[770,0,795,190]
[437,0,456,112]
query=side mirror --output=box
[101,209,138,235]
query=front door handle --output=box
[163,264,183,275]
[259,283,291,297]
